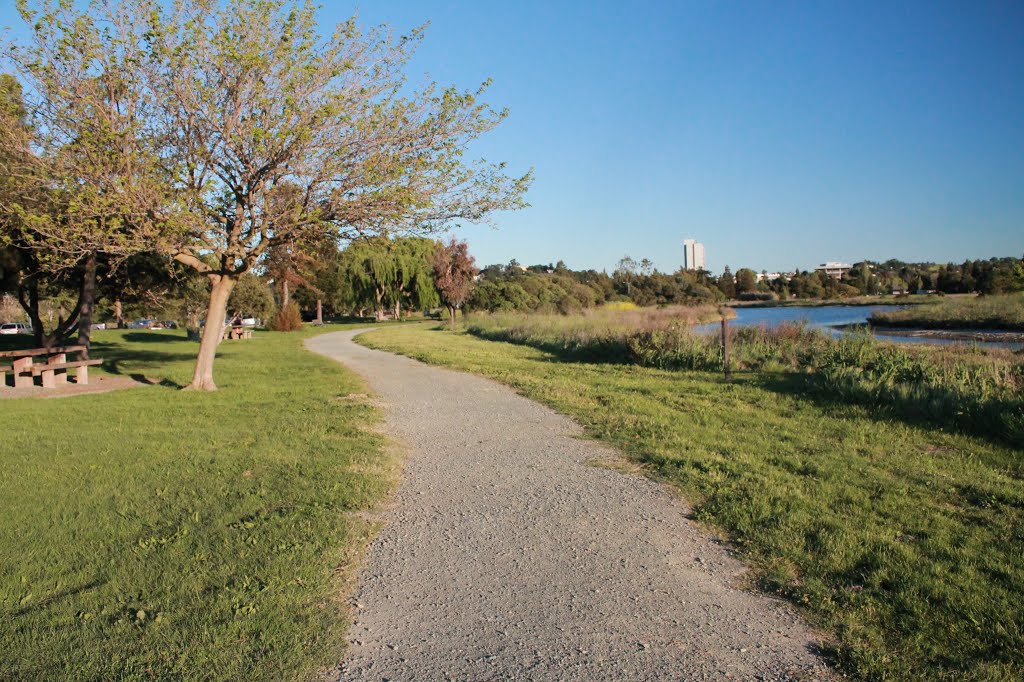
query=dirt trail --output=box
[307,330,831,681]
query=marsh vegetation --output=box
[869,293,1024,331]
[467,308,1023,449]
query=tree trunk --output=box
[19,274,84,349]
[19,277,44,347]
[315,299,323,325]
[282,279,290,307]
[449,305,456,330]
[76,249,99,360]
[187,274,236,391]
[114,297,123,328]
[394,300,401,320]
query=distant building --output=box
[756,272,782,282]
[814,262,852,279]
[683,239,705,271]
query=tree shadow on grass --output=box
[128,373,184,389]
[97,353,196,376]
[0,336,35,353]
[89,339,196,389]
[120,331,189,344]
[10,578,106,617]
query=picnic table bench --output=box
[0,345,103,389]
[223,325,253,341]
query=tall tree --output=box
[335,236,440,320]
[149,0,529,388]
[717,266,736,299]
[734,268,757,295]
[339,237,399,321]
[433,238,477,329]
[227,273,276,323]
[8,0,530,389]
[614,255,639,296]
[3,4,172,354]
[0,74,87,347]
[391,238,441,319]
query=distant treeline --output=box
[466,256,1024,313]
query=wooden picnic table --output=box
[0,345,104,389]
[223,325,253,341]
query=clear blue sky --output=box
[4,1,1023,273]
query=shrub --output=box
[737,291,777,301]
[602,300,638,312]
[270,302,303,331]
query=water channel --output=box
[696,304,1023,351]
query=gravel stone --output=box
[307,330,833,681]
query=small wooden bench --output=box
[223,325,253,341]
[0,345,103,389]
[31,357,105,388]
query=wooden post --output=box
[721,315,731,382]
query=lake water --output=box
[696,305,1023,350]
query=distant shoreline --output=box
[727,295,942,309]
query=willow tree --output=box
[335,237,439,320]
[390,237,441,319]
[141,0,530,389]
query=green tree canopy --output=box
[6,0,531,389]
[228,274,276,322]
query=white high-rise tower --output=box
[683,239,705,271]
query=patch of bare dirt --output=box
[0,375,146,399]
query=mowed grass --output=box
[0,326,395,681]
[359,324,1024,681]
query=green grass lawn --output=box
[359,324,1024,682]
[0,325,395,681]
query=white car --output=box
[0,322,32,335]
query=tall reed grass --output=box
[465,305,724,364]
[465,309,1024,447]
[870,293,1024,330]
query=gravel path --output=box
[307,330,832,681]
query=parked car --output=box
[130,319,164,329]
[91,322,106,330]
[0,322,32,335]
[161,320,179,329]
